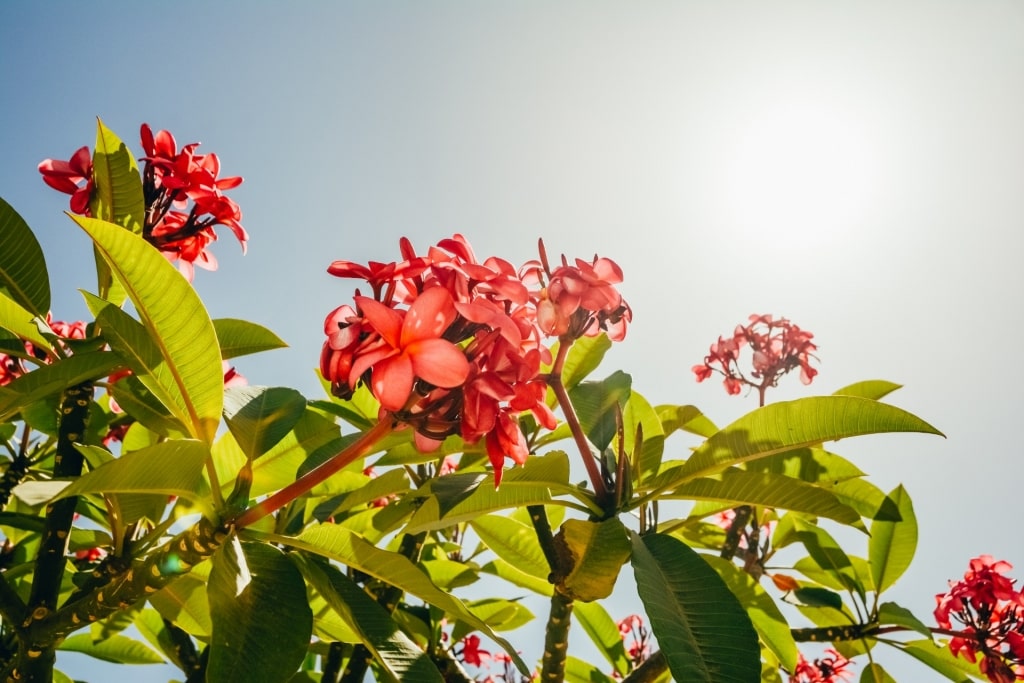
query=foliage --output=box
[0,120,1010,683]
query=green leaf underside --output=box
[58,633,164,665]
[470,515,551,581]
[630,532,760,682]
[48,440,212,512]
[679,396,943,482]
[0,196,50,315]
[280,524,529,675]
[869,485,918,593]
[208,541,312,683]
[702,555,798,671]
[900,639,988,682]
[213,318,288,359]
[73,215,223,443]
[573,601,631,677]
[832,380,902,401]
[0,291,50,350]
[295,556,444,682]
[662,469,860,525]
[0,350,123,423]
[223,385,306,460]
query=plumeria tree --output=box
[0,120,1019,682]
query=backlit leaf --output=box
[869,485,917,593]
[214,318,288,359]
[73,215,223,444]
[0,197,50,315]
[630,532,759,682]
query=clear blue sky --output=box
[2,2,1023,680]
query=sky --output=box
[2,2,1023,680]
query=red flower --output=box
[616,614,651,668]
[458,634,492,668]
[934,556,1024,682]
[351,287,471,412]
[790,649,853,682]
[694,315,818,399]
[38,146,94,215]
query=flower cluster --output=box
[693,314,817,397]
[39,124,247,280]
[790,649,853,683]
[320,235,630,485]
[934,555,1024,682]
[617,614,651,669]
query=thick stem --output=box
[231,418,394,529]
[719,505,752,561]
[547,341,611,507]
[539,592,574,683]
[339,532,426,683]
[17,382,93,683]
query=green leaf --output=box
[623,390,665,482]
[569,371,632,451]
[794,555,875,595]
[564,656,618,683]
[0,350,123,423]
[677,396,943,482]
[294,555,443,682]
[208,540,312,683]
[90,119,145,304]
[109,373,187,437]
[901,639,987,682]
[573,601,631,677]
[97,303,214,438]
[470,515,551,581]
[793,587,843,610]
[214,318,288,359]
[832,478,902,521]
[790,518,864,600]
[630,532,760,682]
[0,291,51,351]
[869,485,917,593]
[280,523,529,675]
[0,197,50,315]
[702,555,797,671]
[833,380,902,401]
[657,404,719,439]
[90,119,144,234]
[552,518,631,602]
[73,215,223,444]
[58,633,164,665]
[223,386,306,460]
[860,663,897,683]
[663,469,861,526]
[405,451,580,532]
[743,447,866,485]
[480,559,553,597]
[560,333,612,390]
[148,566,212,637]
[47,440,211,513]
[878,601,931,637]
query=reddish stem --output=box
[548,339,612,506]
[230,417,395,529]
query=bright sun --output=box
[719,96,879,241]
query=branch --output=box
[620,650,667,683]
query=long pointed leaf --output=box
[72,215,222,443]
[0,350,123,423]
[869,485,917,593]
[0,291,51,350]
[630,532,760,682]
[223,386,306,460]
[664,470,861,526]
[677,396,942,482]
[213,318,288,359]
[0,197,50,315]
